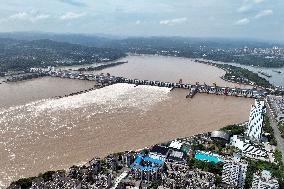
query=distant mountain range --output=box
[0,32,283,72]
[0,32,282,49]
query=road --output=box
[111,170,129,189]
[267,104,284,164]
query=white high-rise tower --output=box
[246,100,265,141]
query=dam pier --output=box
[6,69,266,99]
[47,71,266,99]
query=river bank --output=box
[203,59,284,88]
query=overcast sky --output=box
[0,0,283,41]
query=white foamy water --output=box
[0,83,171,187]
[0,83,170,118]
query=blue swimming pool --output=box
[195,153,224,164]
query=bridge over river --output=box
[48,71,267,99]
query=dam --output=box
[46,71,266,99]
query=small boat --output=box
[272,70,282,74]
[258,70,272,77]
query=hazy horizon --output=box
[0,0,283,43]
[0,30,283,45]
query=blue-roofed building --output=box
[130,154,164,181]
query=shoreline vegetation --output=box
[202,53,284,68]
[278,123,284,139]
[7,124,284,189]
[5,54,284,96]
[76,61,128,72]
[3,55,271,88]
[3,61,128,83]
[193,59,271,88]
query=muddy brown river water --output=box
[0,77,96,108]
[0,55,253,187]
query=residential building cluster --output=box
[251,170,279,189]
[221,155,248,189]
[236,46,284,58]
